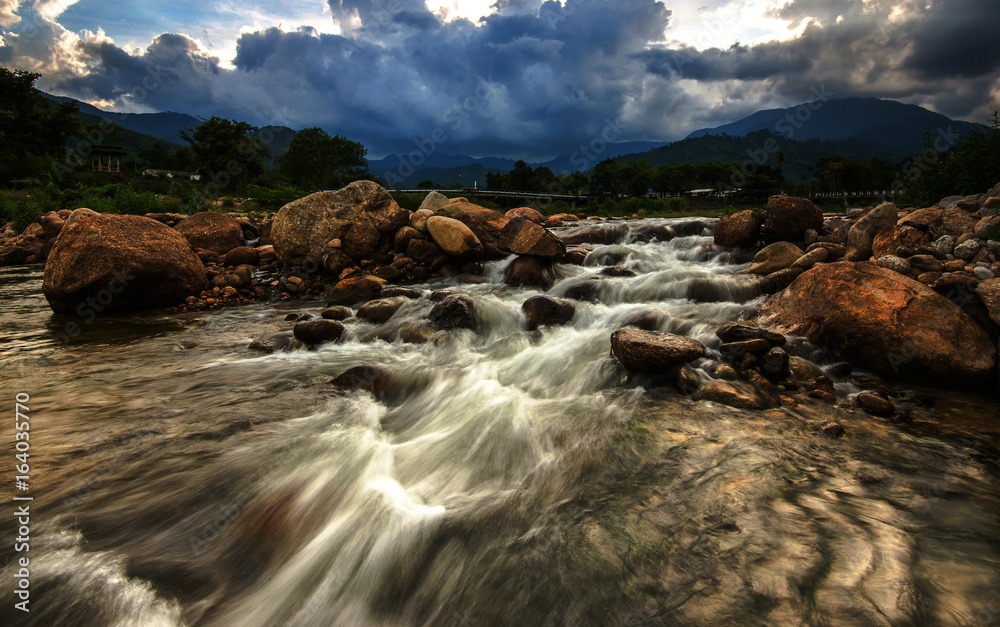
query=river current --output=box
[1,218,999,626]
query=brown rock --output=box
[716,322,786,346]
[394,226,424,252]
[720,339,770,356]
[43,211,207,313]
[754,261,997,387]
[762,196,822,243]
[977,278,1000,325]
[434,199,509,247]
[405,237,442,264]
[806,241,847,260]
[356,297,405,323]
[174,212,245,255]
[522,295,575,331]
[746,242,805,275]
[692,380,769,410]
[505,207,546,224]
[504,256,555,290]
[498,217,566,258]
[846,202,898,261]
[321,306,352,320]
[856,391,895,417]
[327,276,383,306]
[761,267,806,293]
[714,210,760,247]
[898,207,942,233]
[426,216,484,258]
[791,246,829,269]
[429,294,476,329]
[610,329,706,373]
[872,226,930,259]
[293,319,345,346]
[271,181,408,265]
[940,207,979,239]
[224,246,258,267]
[39,211,65,239]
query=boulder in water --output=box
[43,211,207,313]
[429,294,477,330]
[610,329,706,374]
[293,319,345,346]
[434,199,509,248]
[327,276,383,306]
[504,256,555,290]
[356,298,405,324]
[522,295,575,331]
[499,217,566,258]
[755,261,997,387]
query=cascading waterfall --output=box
[2,217,998,627]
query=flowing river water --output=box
[1,217,999,626]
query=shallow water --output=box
[2,218,999,626]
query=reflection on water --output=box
[1,218,998,627]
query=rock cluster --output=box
[734,185,1000,392]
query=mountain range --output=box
[44,94,986,185]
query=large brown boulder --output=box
[426,216,484,258]
[174,211,245,255]
[845,202,898,262]
[498,217,566,258]
[754,262,997,388]
[434,199,509,247]
[610,329,706,374]
[714,210,760,247]
[940,207,979,239]
[761,196,822,243]
[271,181,409,266]
[43,211,207,313]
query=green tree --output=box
[0,68,81,184]
[508,160,533,191]
[618,160,655,197]
[277,127,368,190]
[181,117,270,188]
[589,158,622,199]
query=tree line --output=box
[2,67,997,213]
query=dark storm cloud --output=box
[2,0,997,158]
[901,0,1000,79]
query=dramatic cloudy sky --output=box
[1,0,997,159]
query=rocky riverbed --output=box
[2,185,999,625]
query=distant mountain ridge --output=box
[686,97,985,155]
